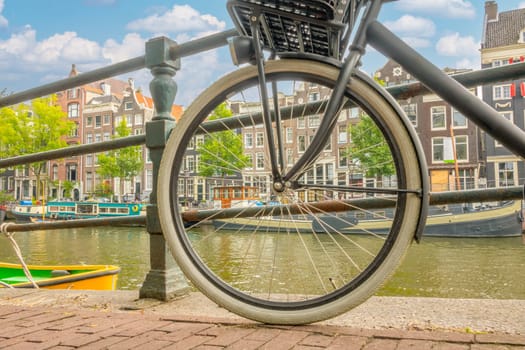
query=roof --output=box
[483,7,525,49]
[86,95,121,105]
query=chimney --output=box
[69,64,78,77]
[100,82,111,96]
[485,1,498,21]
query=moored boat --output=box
[0,204,6,223]
[0,262,120,290]
[10,200,143,223]
[213,200,523,237]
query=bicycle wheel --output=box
[158,59,428,324]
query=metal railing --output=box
[1,29,525,299]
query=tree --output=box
[0,95,75,201]
[348,114,395,180]
[97,120,143,201]
[198,103,249,181]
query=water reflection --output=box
[0,226,523,298]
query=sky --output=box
[1,0,525,107]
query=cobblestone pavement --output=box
[0,290,524,349]
[0,304,524,349]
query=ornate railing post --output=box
[139,37,190,300]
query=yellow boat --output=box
[0,262,120,290]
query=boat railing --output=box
[1,31,525,300]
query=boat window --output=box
[99,207,108,213]
[77,204,96,214]
[118,208,129,214]
[234,188,241,199]
[110,208,117,213]
[355,212,366,220]
[48,206,59,212]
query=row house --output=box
[375,60,483,192]
[481,1,525,187]
[50,65,129,201]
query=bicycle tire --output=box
[158,59,427,324]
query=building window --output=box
[125,102,133,110]
[431,106,446,130]
[86,154,93,166]
[95,115,102,128]
[69,123,79,137]
[135,114,143,125]
[338,125,347,144]
[187,156,195,173]
[103,132,110,141]
[286,148,293,166]
[68,88,78,99]
[338,148,348,167]
[309,92,319,101]
[244,133,253,148]
[68,103,79,118]
[497,162,515,187]
[298,135,306,152]
[66,164,77,181]
[309,114,320,128]
[245,154,253,169]
[256,153,264,169]
[297,117,306,129]
[452,109,467,128]
[86,133,93,144]
[349,108,359,119]
[493,84,512,100]
[52,165,58,181]
[402,103,417,126]
[455,135,468,161]
[286,127,293,143]
[432,138,444,162]
[256,132,264,147]
[103,114,111,125]
[126,114,133,126]
[492,59,511,67]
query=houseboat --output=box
[10,200,143,223]
[210,187,523,237]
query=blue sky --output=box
[1,0,525,107]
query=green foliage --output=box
[0,191,14,204]
[62,180,76,199]
[198,103,249,178]
[348,114,395,179]
[97,120,143,198]
[0,95,75,198]
[95,181,113,198]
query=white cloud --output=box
[519,2,525,9]
[384,15,436,37]
[0,0,7,27]
[396,0,476,19]
[384,15,435,48]
[436,32,479,57]
[455,57,480,70]
[126,5,225,34]
[103,33,145,63]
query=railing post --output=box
[139,37,190,300]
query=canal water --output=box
[1,226,524,299]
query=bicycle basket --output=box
[227,0,359,59]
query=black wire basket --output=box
[228,0,359,59]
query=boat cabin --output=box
[212,186,260,209]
